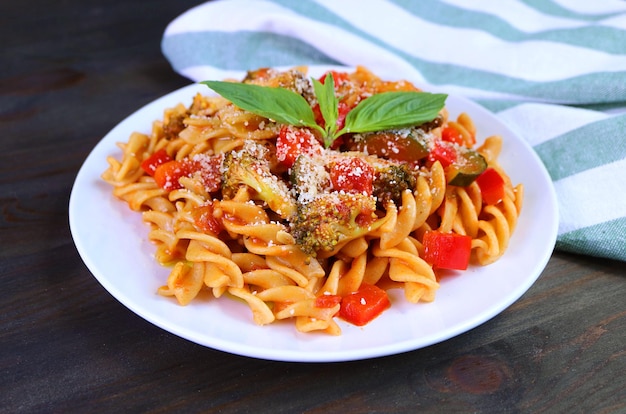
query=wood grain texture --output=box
[1,1,625,413]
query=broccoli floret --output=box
[222,140,296,219]
[372,161,417,207]
[291,192,385,256]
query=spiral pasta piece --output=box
[373,238,439,303]
[472,184,523,265]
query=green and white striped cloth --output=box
[161,0,626,262]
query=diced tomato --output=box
[315,294,342,308]
[339,283,390,326]
[428,140,457,168]
[276,125,323,168]
[330,157,374,195]
[192,154,223,193]
[153,159,192,191]
[441,126,464,146]
[141,149,172,177]
[152,154,222,193]
[423,230,472,270]
[476,167,505,205]
[192,202,224,235]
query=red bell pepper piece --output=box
[423,230,472,270]
[476,167,505,205]
[428,140,457,168]
[339,283,390,326]
[141,148,172,176]
[441,126,464,146]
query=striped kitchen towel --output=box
[161,0,626,262]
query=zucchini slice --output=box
[446,147,487,186]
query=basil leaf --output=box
[201,80,320,129]
[341,91,447,134]
[311,73,338,144]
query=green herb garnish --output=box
[200,80,319,129]
[311,73,340,147]
[201,73,447,148]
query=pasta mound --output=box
[102,66,523,335]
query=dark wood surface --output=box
[2,1,625,413]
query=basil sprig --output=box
[201,73,447,148]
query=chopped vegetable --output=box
[372,161,417,207]
[428,140,458,168]
[476,167,505,205]
[153,159,192,191]
[193,154,223,193]
[291,192,383,256]
[423,230,472,270]
[192,203,224,235]
[441,126,464,146]
[151,154,222,193]
[339,283,390,326]
[343,128,430,163]
[428,138,487,187]
[141,148,172,176]
[445,147,488,187]
[330,157,374,195]
[222,141,296,219]
[276,125,323,168]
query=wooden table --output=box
[2,1,624,412]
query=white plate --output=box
[69,67,558,362]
